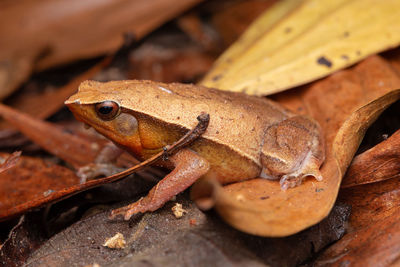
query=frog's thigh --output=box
[261,116,324,189]
[111,148,210,220]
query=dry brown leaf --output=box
[192,56,400,236]
[342,129,400,188]
[340,177,400,230]
[201,0,400,96]
[1,58,110,129]
[0,153,80,219]
[314,209,400,266]
[0,103,101,168]
[0,0,202,100]
[210,0,278,47]
[128,38,214,83]
[314,177,400,266]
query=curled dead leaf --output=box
[192,56,400,236]
[314,177,400,265]
[342,129,400,187]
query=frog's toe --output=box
[279,162,323,190]
[109,197,153,220]
[280,175,302,190]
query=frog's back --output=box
[73,80,293,165]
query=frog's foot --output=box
[109,197,157,220]
[77,163,125,183]
[279,155,323,190]
[260,115,325,190]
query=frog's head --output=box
[65,80,184,159]
[65,80,145,156]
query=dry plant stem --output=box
[0,151,21,173]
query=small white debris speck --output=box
[43,189,54,197]
[103,232,126,249]
[172,203,187,218]
[158,86,172,94]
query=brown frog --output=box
[65,80,325,220]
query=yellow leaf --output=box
[200,0,400,96]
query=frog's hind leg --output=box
[110,148,210,220]
[260,115,325,190]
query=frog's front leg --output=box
[110,148,210,220]
[77,142,125,183]
[261,116,325,190]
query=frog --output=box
[65,80,325,220]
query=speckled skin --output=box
[65,80,324,187]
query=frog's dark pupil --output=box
[99,106,113,114]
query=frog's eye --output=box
[95,101,120,120]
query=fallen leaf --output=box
[210,0,278,46]
[0,215,47,267]
[201,0,400,95]
[0,0,203,100]
[342,129,400,187]
[192,56,400,236]
[340,177,400,230]
[128,35,214,83]
[314,177,400,266]
[0,103,102,168]
[315,210,400,266]
[0,153,80,220]
[0,152,158,222]
[0,57,111,132]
